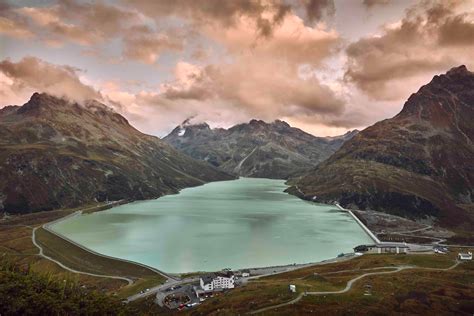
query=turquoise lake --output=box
[50,178,373,273]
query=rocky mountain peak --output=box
[0,93,233,213]
[248,119,266,126]
[445,65,469,77]
[168,119,210,138]
[164,118,356,179]
[17,92,59,115]
[272,119,290,128]
[291,66,474,229]
[14,93,131,127]
[398,65,474,121]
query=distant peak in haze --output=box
[163,118,358,179]
[168,118,354,139]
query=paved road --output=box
[249,260,461,314]
[126,277,200,303]
[392,225,433,235]
[32,226,133,285]
[131,255,360,305]
[28,201,164,286]
[42,210,175,282]
[11,202,184,302]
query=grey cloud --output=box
[345,0,474,100]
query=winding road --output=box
[25,201,177,289]
[249,260,461,315]
[32,226,134,285]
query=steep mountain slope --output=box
[0,93,234,214]
[163,119,358,179]
[288,66,474,228]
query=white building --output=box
[458,252,472,260]
[199,271,235,292]
[354,243,410,254]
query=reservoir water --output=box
[51,178,373,273]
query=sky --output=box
[1,0,473,137]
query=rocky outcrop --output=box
[163,119,358,179]
[289,66,474,228]
[0,93,234,214]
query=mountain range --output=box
[0,93,234,214]
[163,119,358,179]
[1,66,473,232]
[288,65,474,229]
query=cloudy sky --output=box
[1,0,473,137]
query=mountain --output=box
[0,93,234,214]
[288,65,474,228]
[163,119,358,179]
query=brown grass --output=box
[188,253,473,315]
[0,206,166,297]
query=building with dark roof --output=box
[354,243,410,254]
[199,271,235,293]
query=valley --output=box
[47,178,373,273]
[0,61,472,316]
[2,0,474,314]
[2,178,473,315]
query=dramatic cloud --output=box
[123,0,294,39]
[102,1,345,134]
[122,26,185,64]
[345,0,474,100]
[3,1,473,137]
[167,60,344,114]
[97,56,347,136]
[15,0,138,46]
[203,11,340,66]
[0,2,34,39]
[362,0,391,9]
[437,12,474,46]
[302,0,336,22]
[1,0,184,63]
[0,57,101,103]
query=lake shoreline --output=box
[42,208,175,280]
[45,206,359,277]
[48,178,372,274]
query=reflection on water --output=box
[51,178,372,273]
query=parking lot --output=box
[156,284,202,310]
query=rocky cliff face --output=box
[289,66,474,228]
[163,119,358,179]
[0,93,234,214]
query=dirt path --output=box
[32,226,134,285]
[249,260,461,314]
